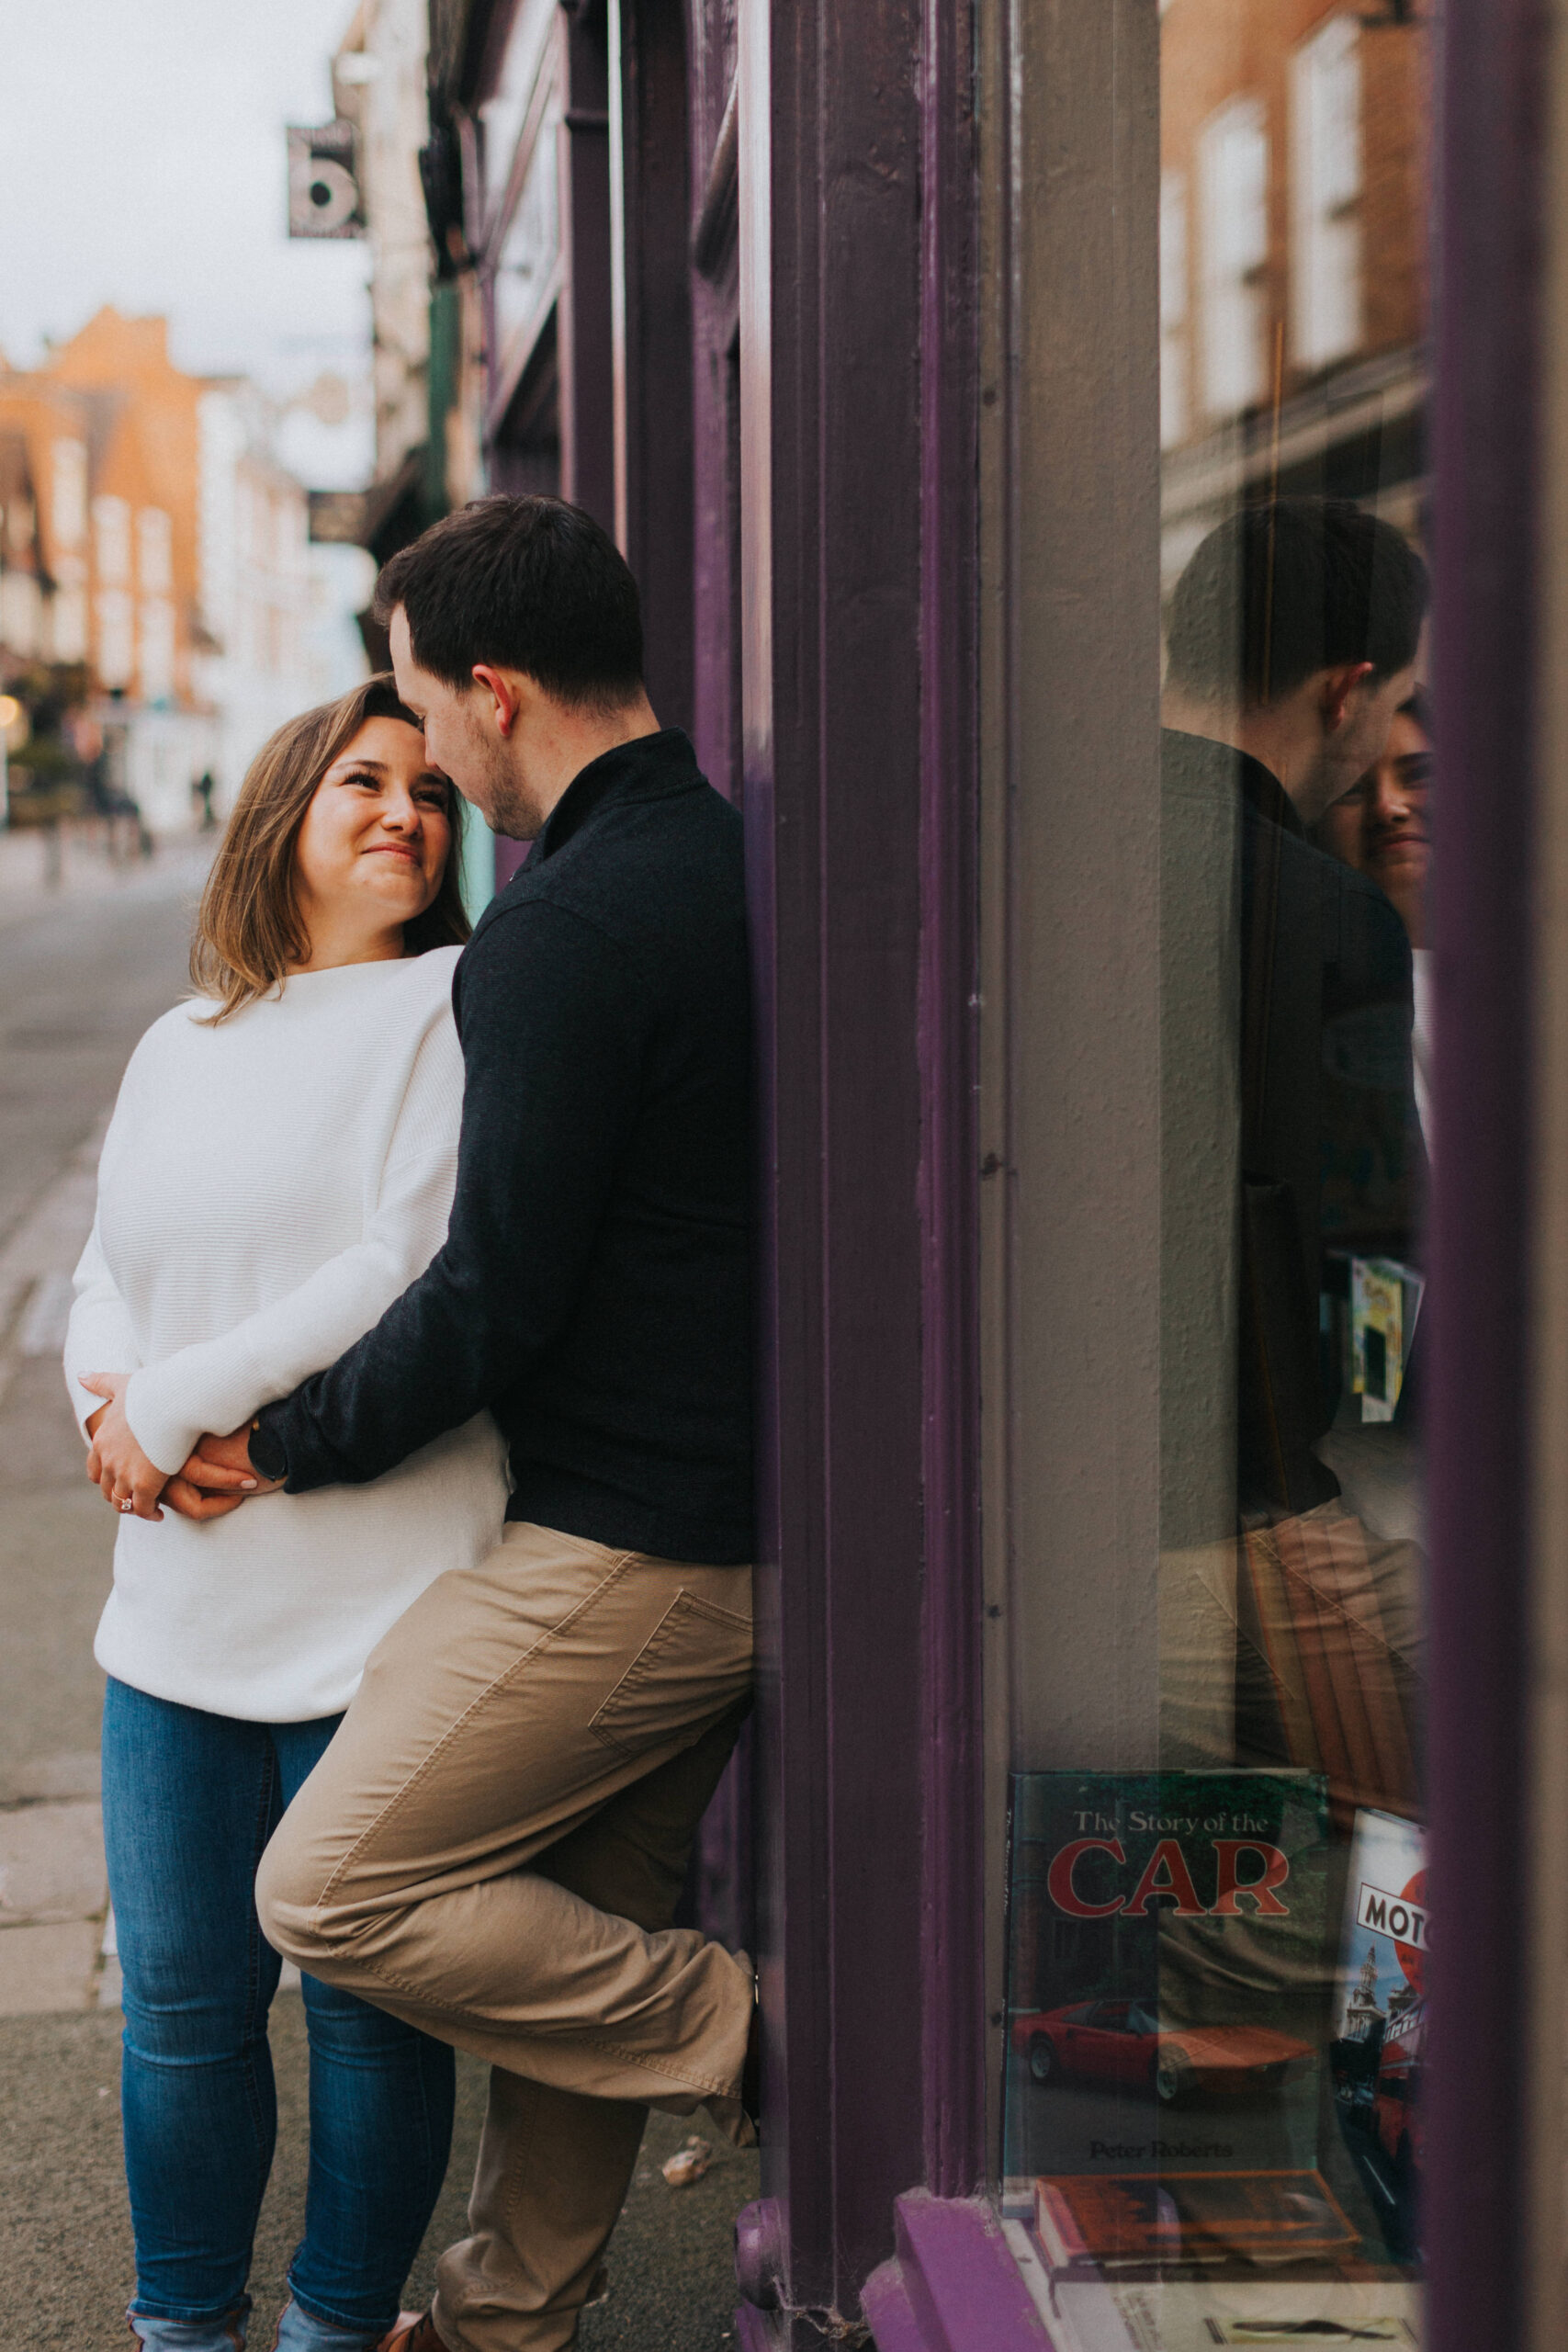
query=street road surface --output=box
[0,842,211,1825]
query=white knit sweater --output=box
[63,949,510,1722]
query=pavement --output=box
[0,827,756,2347]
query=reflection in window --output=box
[492,88,562,371]
[1199,97,1269,418]
[1292,15,1362,372]
[478,0,558,220]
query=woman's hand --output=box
[159,1472,251,1523]
[80,1374,171,1522]
[163,1424,280,1522]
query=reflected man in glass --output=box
[1158,498,1427,1808]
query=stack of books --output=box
[1034,2170,1359,2272]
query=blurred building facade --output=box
[312,0,487,614]
[196,379,321,815]
[0,310,333,830]
[330,0,735,881]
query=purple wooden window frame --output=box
[736,0,1546,2335]
[1426,0,1545,2341]
[734,0,988,2335]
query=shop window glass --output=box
[1292,17,1362,372]
[93,494,131,589]
[0,571,39,660]
[137,506,173,594]
[138,596,175,703]
[51,437,86,550]
[96,588,133,688]
[1160,170,1190,451]
[1198,97,1269,418]
[478,0,558,223]
[1001,3,1433,2341]
[491,84,562,381]
[51,584,86,663]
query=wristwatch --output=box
[246,1413,289,1485]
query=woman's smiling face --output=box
[292,715,454,960]
[1318,703,1431,948]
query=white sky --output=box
[0,0,376,486]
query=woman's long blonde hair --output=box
[190,676,470,1022]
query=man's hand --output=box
[163,1423,281,1523]
[81,1374,171,1522]
[159,1472,251,1523]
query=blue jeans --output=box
[102,1678,455,2344]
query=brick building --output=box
[0,368,96,680]
[39,309,204,717]
[0,311,332,831]
[1158,0,1429,583]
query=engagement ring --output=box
[118,1498,133,1513]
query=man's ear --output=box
[472,664,523,738]
[1320,661,1376,732]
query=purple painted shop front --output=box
[428,0,1553,2338]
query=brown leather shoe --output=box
[375,2316,445,2352]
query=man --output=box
[190,496,756,2352]
[1159,496,1427,1521]
[1160,500,1425,835]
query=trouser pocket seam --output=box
[589,1591,754,1759]
[308,1553,639,1921]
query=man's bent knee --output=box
[254,1811,344,1974]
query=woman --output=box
[1314,687,1434,1150]
[63,677,510,2352]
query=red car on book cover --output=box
[1012,1998,1314,2105]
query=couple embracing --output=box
[67,495,757,2352]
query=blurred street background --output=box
[0,0,754,2339]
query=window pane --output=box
[1001,3,1433,2337]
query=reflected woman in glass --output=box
[1318,691,1434,1149]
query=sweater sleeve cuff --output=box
[122,1367,206,1479]
[249,1408,290,1484]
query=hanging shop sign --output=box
[287,121,365,239]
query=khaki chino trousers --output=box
[254,1522,757,2352]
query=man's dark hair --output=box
[373,494,645,711]
[1165,497,1428,707]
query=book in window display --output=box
[1051,2278,1420,2347]
[1034,2169,1359,2269]
[1004,1773,1336,2212]
[1326,1808,1426,2262]
[1004,1770,1424,2320]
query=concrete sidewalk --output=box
[0,2003,755,2350]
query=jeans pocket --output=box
[589,1590,754,1758]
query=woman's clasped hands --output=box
[80,1373,279,1522]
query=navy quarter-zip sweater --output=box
[249,728,754,1566]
